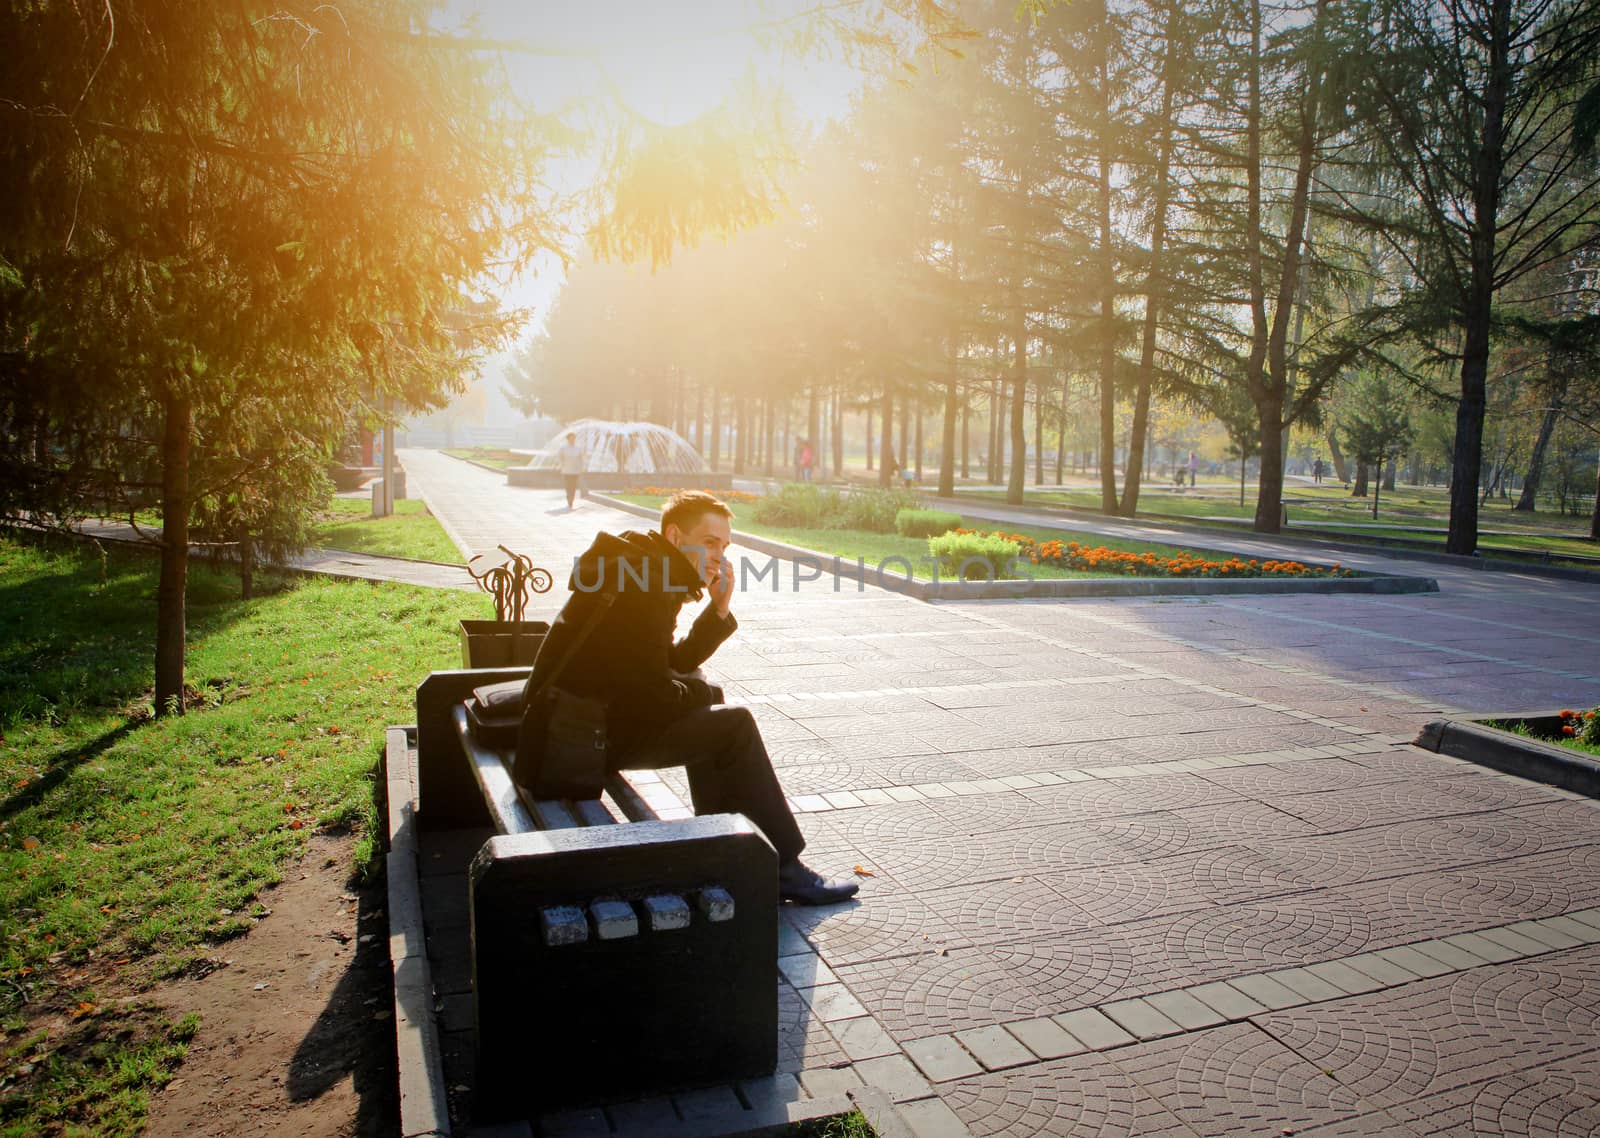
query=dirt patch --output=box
[140,833,397,1138]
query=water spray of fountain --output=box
[507,419,733,491]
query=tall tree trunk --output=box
[940,369,958,497]
[899,399,909,471]
[1590,461,1600,540]
[1033,386,1044,486]
[1327,431,1348,483]
[865,403,874,471]
[1352,461,1368,497]
[832,383,844,477]
[1447,0,1510,554]
[154,390,192,717]
[988,377,1002,484]
[1121,2,1180,518]
[1057,370,1069,485]
[1095,0,1119,513]
[709,389,721,471]
[1514,372,1564,511]
[763,398,776,478]
[1009,329,1027,505]
[961,397,970,479]
[879,387,895,488]
[915,409,924,482]
[807,388,820,480]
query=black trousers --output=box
[612,705,805,864]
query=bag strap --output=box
[525,591,616,703]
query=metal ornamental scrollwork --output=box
[466,545,553,621]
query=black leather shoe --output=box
[778,861,860,905]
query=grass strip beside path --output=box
[309,498,465,564]
[0,533,490,1134]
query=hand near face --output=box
[708,558,734,616]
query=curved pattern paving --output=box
[1257,1003,1442,1106]
[1117,1023,1370,1133]
[920,877,1095,945]
[1163,895,1373,974]
[782,892,964,965]
[836,947,1055,1038]
[946,1055,1194,1138]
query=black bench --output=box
[413,669,778,1121]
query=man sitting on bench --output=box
[526,489,859,906]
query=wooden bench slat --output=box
[573,797,618,827]
[604,774,661,823]
[453,706,536,833]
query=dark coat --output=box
[522,529,736,751]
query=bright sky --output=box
[445,0,861,321]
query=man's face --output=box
[666,511,732,586]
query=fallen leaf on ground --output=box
[851,866,875,877]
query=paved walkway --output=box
[398,448,1600,1138]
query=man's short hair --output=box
[661,490,733,533]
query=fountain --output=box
[506,419,732,491]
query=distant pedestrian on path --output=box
[1312,457,1325,484]
[1187,451,1199,486]
[557,431,584,510]
[799,439,815,482]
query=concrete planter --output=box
[1414,711,1600,798]
[458,619,548,668]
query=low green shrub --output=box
[838,486,922,533]
[751,483,843,528]
[927,532,1021,579]
[895,508,963,538]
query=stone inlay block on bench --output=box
[540,906,588,947]
[697,886,736,922]
[589,899,638,940]
[643,894,691,931]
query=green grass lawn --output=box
[612,494,1343,580]
[309,498,464,564]
[0,532,491,1134]
[442,447,518,471]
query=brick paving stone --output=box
[673,1086,745,1125]
[949,1025,1033,1072]
[1143,988,1228,1030]
[1504,917,1586,950]
[798,1065,864,1099]
[1051,1008,1136,1051]
[1227,971,1309,1010]
[1303,959,1388,995]
[904,1035,984,1082]
[1111,1022,1372,1134]
[779,953,839,989]
[1471,925,1551,958]
[831,1015,901,1062]
[943,1051,1194,1138]
[1343,950,1422,985]
[1002,1016,1088,1061]
[1099,997,1186,1040]
[1373,944,1454,978]
[1411,938,1490,970]
[1438,930,1519,963]
[804,983,868,1023]
[1539,913,1600,943]
[783,892,965,966]
[1270,966,1355,1002]
[855,1053,933,1103]
[896,1096,978,1138]
[738,1074,806,1112]
[1184,980,1269,1020]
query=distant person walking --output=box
[557,431,585,510]
[799,439,815,482]
[1187,451,1199,486]
[1312,457,1325,484]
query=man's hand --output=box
[709,560,734,617]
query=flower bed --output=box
[954,529,1354,579]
